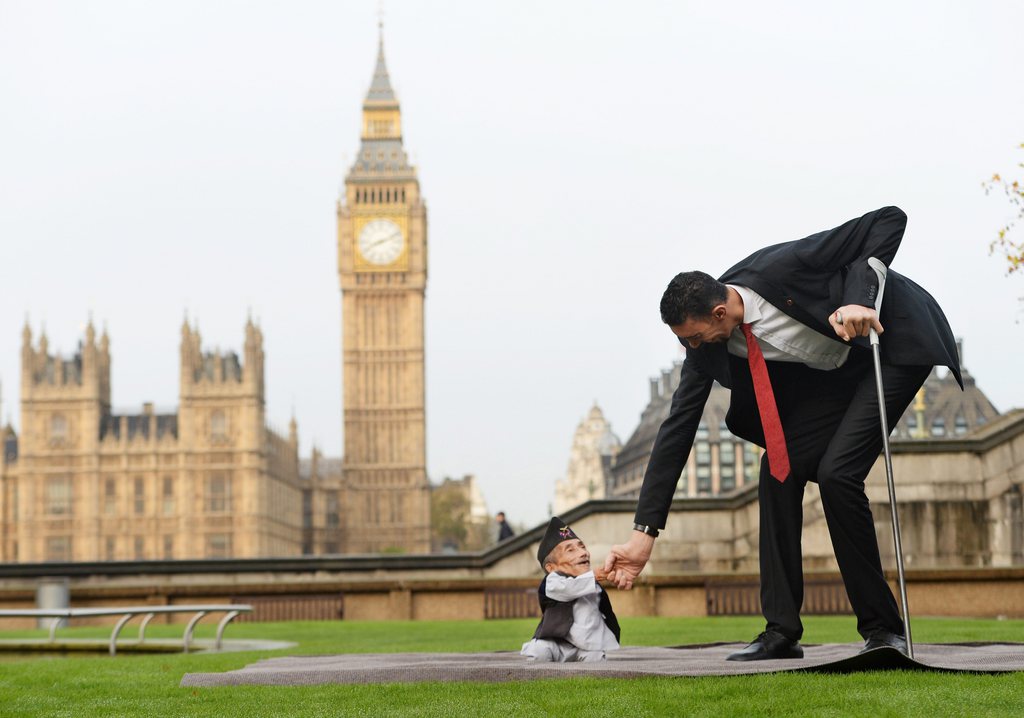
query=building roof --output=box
[365,34,397,104]
[349,138,414,176]
[347,33,416,180]
[100,413,178,441]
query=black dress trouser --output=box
[726,350,931,641]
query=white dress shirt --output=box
[546,570,619,652]
[726,284,850,370]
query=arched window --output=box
[931,417,946,437]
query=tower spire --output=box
[350,20,411,175]
[365,23,396,105]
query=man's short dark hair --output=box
[659,271,728,325]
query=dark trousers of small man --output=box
[726,350,931,641]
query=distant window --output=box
[103,479,116,515]
[206,474,231,513]
[696,466,712,495]
[719,443,736,465]
[696,422,709,440]
[954,415,968,435]
[162,476,174,516]
[907,415,918,431]
[105,537,116,561]
[326,491,340,528]
[210,411,228,441]
[720,464,736,493]
[206,534,231,559]
[696,442,711,465]
[45,476,72,516]
[931,417,946,437]
[50,414,68,443]
[163,535,174,560]
[45,536,71,562]
[133,536,145,559]
[133,477,145,515]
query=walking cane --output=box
[866,257,914,658]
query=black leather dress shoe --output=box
[726,630,804,661]
[859,631,908,655]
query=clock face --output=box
[358,219,405,265]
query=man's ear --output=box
[712,304,728,321]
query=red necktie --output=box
[741,323,790,482]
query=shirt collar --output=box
[728,284,761,325]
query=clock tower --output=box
[336,32,430,553]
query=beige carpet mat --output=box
[180,642,1024,686]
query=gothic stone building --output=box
[553,403,622,515]
[0,320,302,562]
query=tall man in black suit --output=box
[604,207,961,660]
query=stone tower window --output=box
[50,414,68,445]
[931,417,946,437]
[162,476,174,516]
[326,491,340,528]
[133,477,145,515]
[210,411,228,441]
[45,476,73,516]
[206,474,231,513]
[103,479,116,515]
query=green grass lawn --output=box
[1,616,1023,717]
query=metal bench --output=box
[0,604,252,656]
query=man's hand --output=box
[829,304,883,342]
[593,566,608,582]
[603,531,656,590]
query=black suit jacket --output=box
[634,207,962,529]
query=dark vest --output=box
[531,574,621,642]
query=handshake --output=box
[598,530,657,591]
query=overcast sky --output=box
[2,1,1023,528]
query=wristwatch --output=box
[633,523,660,538]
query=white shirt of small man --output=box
[521,570,620,662]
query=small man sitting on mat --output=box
[521,517,621,662]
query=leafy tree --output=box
[983,142,1024,274]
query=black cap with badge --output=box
[536,517,580,569]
